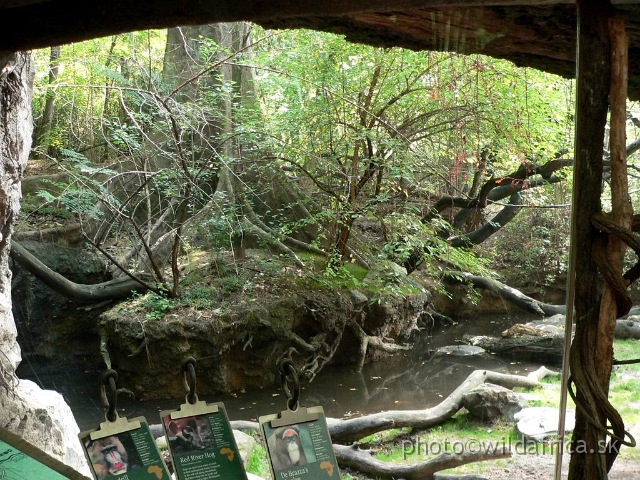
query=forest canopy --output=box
[23,24,588,299]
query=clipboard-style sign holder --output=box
[259,359,341,480]
[159,356,248,480]
[79,369,171,480]
[0,426,90,479]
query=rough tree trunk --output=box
[568,4,620,479]
[33,45,60,157]
[590,17,632,475]
[0,51,90,475]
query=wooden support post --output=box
[567,4,633,480]
[597,16,630,396]
[567,1,611,479]
[595,14,631,473]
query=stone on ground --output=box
[234,429,257,467]
[514,407,576,441]
[462,382,528,422]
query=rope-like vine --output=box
[567,213,640,471]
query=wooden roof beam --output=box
[0,0,573,52]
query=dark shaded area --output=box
[11,241,109,374]
[3,1,640,99]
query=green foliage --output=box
[245,27,572,280]
[488,197,570,288]
[35,149,121,220]
[320,260,366,290]
[199,214,241,253]
[213,273,247,294]
[180,285,219,309]
[246,443,270,478]
[29,25,575,299]
[142,292,173,320]
[21,194,75,220]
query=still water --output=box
[20,313,544,430]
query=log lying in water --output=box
[327,367,556,479]
[231,367,557,479]
[327,367,557,444]
[463,333,565,366]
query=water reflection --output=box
[19,313,543,430]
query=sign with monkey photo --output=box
[79,417,170,480]
[259,407,340,480]
[160,401,248,480]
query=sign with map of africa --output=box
[79,417,170,480]
[160,400,248,480]
[260,407,341,480]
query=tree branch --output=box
[10,241,150,304]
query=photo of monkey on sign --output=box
[163,415,214,455]
[83,432,142,480]
[266,425,317,471]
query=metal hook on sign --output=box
[99,369,119,422]
[278,358,300,411]
[182,356,198,405]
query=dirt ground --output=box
[484,453,640,479]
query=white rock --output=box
[0,53,89,478]
[155,434,168,450]
[233,429,257,467]
[514,407,576,442]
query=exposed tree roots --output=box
[348,316,411,372]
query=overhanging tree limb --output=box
[10,241,150,304]
[449,192,524,248]
[442,271,565,317]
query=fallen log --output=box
[231,368,556,479]
[463,334,564,366]
[443,273,640,339]
[10,240,150,303]
[334,444,509,480]
[443,272,565,317]
[327,367,557,444]
[530,315,640,340]
[615,318,640,339]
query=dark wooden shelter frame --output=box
[1,1,640,479]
